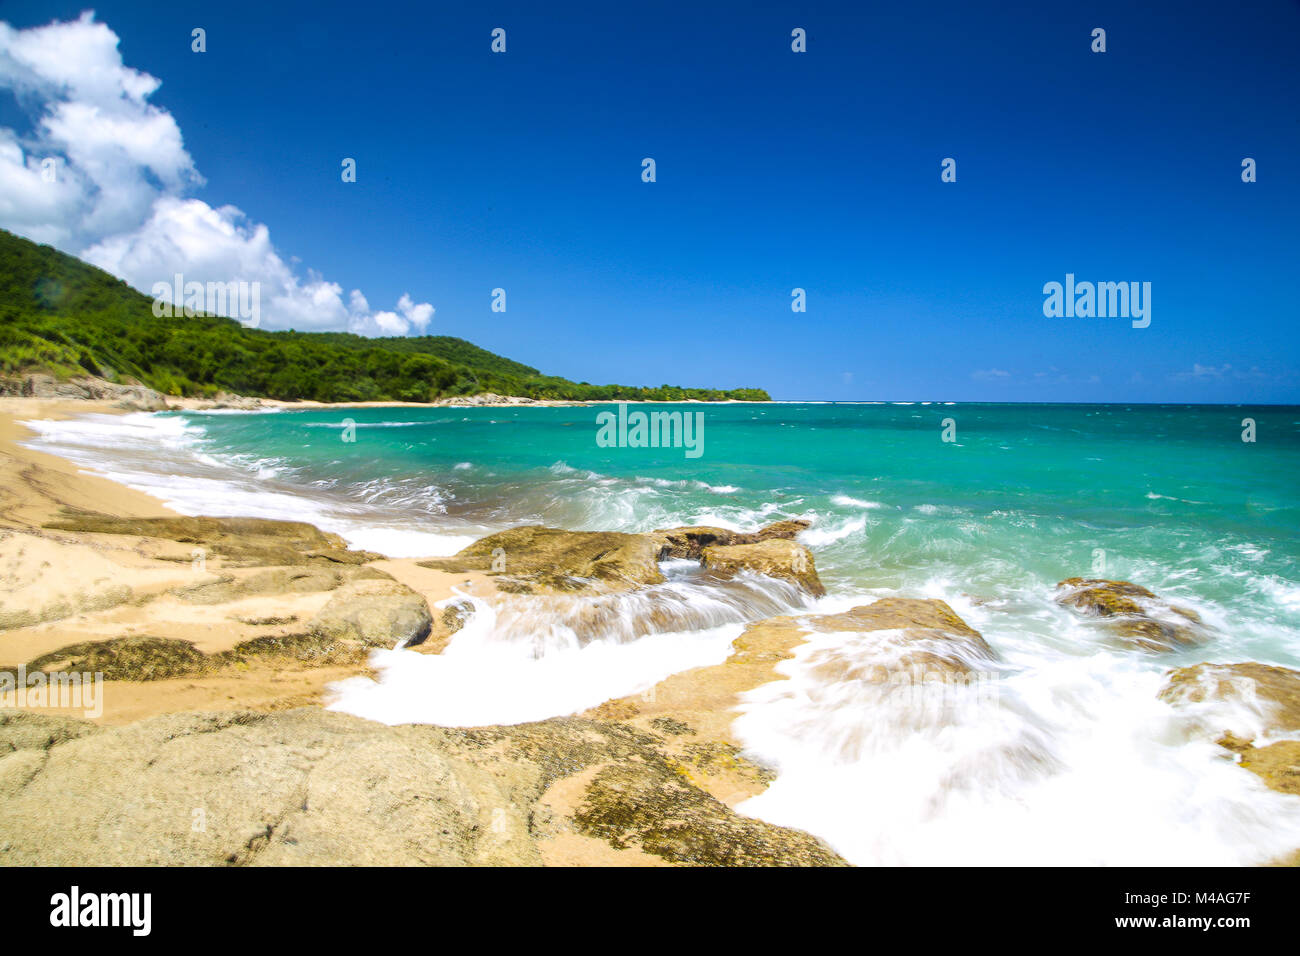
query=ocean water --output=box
[21,402,1300,865]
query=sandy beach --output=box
[0,396,494,723]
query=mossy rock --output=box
[574,761,844,866]
[26,636,212,681]
[1056,578,1205,651]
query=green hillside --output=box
[0,229,769,403]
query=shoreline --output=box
[0,394,860,865]
[0,395,495,722]
[3,396,1299,866]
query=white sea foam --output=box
[800,516,867,547]
[731,583,1300,866]
[329,585,745,725]
[830,494,883,510]
[18,412,476,558]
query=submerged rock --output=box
[1055,577,1206,651]
[1160,662,1300,732]
[700,539,825,597]
[1160,662,1300,798]
[811,597,996,676]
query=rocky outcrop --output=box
[0,707,845,866]
[173,566,359,604]
[310,577,433,648]
[24,631,368,682]
[420,521,824,598]
[1055,577,1206,651]
[810,597,996,676]
[653,519,809,560]
[1161,662,1300,731]
[44,514,382,567]
[0,530,202,629]
[701,539,825,597]
[589,597,993,741]
[420,526,667,594]
[1160,662,1300,797]
[191,392,264,411]
[434,392,538,407]
[0,374,169,410]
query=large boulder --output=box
[700,539,825,597]
[310,578,433,648]
[1055,577,1206,651]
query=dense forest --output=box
[0,230,769,403]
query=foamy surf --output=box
[18,412,478,557]
[731,617,1300,866]
[328,587,745,725]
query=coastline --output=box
[3,395,1299,866]
[0,395,493,723]
[0,394,862,866]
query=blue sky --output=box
[1,0,1297,401]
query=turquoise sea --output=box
[23,402,1300,865]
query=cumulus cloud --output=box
[0,12,432,334]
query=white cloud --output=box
[0,12,433,334]
[972,368,1011,381]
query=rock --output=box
[434,392,537,407]
[409,599,475,654]
[755,519,811,540]
[0,530,205,630]
[173,566,347,604]
[700,539,825,597]
[24,631,367,681]
[420,525,666,594]
[208,392,264,410]
[1159,662,1300,798]
[43,514,383,567]
[310,578,433,648]
[810,597,995,676]
[26,636,212,681]
[0,374,169,409]
[1160,662,1300,734]
[112,385,170,411]
[572,758,844,866]
[0,708,844,866]
[653,519,809,560]
[654,525,756,560]
[1238,742,1300,796]
[1055,577,1206,651]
